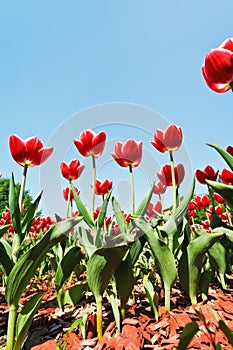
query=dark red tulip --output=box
[226,146,233,156]
[213,193,225,204]
[157,163,185,187]
[195,165,219,184]
[9,134,53,167]
[151,124,183,153]
[112,139,143,168]
[153,181,167,195]
[220,168,233,184]
[202,38,233,93]
[60,159,85,181]
[95,179,112,195]
[63,186,80,201]
[74,129,106,158]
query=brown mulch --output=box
[0,277,233,349]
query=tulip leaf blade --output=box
[206,143,233,171]
[219,320,233,346]
[206,180,233,209]
[5,217,82,306]
[135,182,155,217]
[14,292,43,350]
[9,173,21,234]
[112,196,127,233]
[0,238,13,276]
[71,183,94,227]
[177,321,199,350]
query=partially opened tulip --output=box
[151,124,183,153]
[153,181,167,195]
[220,168,233,185]
[74,129,106,220]
[63,186,80,202]
[157,163,185,187]
[74,129,106,158]
[95,179,112,196]
[9,134,53,211]
[195,165,219,184]
[60,160,85,181]
[112,139,143,215]
[202,38,233,93]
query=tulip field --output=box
[0,38,233,350]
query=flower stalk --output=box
[91,156,96,220]
[129,165,135,216]
[18,165,28,212]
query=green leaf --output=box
[87,245,128,299]
[143,275,158,320]
[107,288,121,331]
[135,182,155,216]
[206,180,233,209]
[71,183,94,227]
[112,197,127,233]
[14,292,43,350]
[161,177,195,238]
[0,238,13,276]
[133,217,177,311]
[21,192,42,238]
[64,283,87,306]
[208,241,227,289]
[176,321,199,350]
[9,174,21,234]
[0,225,11,239]
[5,217,82,306]
[55,246,82,289]
[206,143,233,171]
[97,189,112,229]
[179,230,224,304]
[219,319,233,346]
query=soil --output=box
[0,276,233,350]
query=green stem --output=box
[7,304,17,350]
[164,285,171,312]
[18,165,28,212]
[66,181,72,218]
[96,296,103,339]
[129,165,135,215]
[91,156,96,221]
[169,151,177,214]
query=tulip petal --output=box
[9,135,26,165]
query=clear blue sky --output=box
[1,1,233,215]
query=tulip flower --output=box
[226,146,233,157]
[74,129,106,220]
[157,163,185,187]
[60,159,85,181]
[194,195,210,209]
[9,134,53,168]
[153,181,167,195]
[9,134,53,212]
[74,129,106,158]
[146,201,162,221]
[151,124,183,153]
[213,193,225,204]
[95,179,112,196]
[195,165,219,185]
[63,186,80,202]
[112,139,143,215]
[111,139,143,168]
[202,38,233,93]
[220,168,233,185]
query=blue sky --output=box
[1,1,233,215]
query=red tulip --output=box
[95,179,112,195]
[63,186,80,201]
[112,139,143,168]
[151,124,183,153]
[202,38,233,93]
[153,181,167,195]
[220,168,233,184]
[213,193,225,204]
[146,201,162,220]
[9,134,53,167]
[60,159,85,181]
[74,129,106,158]
[157,163,185,186]
[195,165,219,184]
[226,146,233,157]
[194,195,210,209]
[188,200,197,211]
